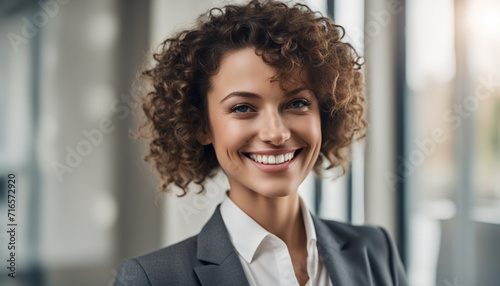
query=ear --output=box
[197,125,212,145]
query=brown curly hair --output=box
[138,0,367,196]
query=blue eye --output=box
[289,99,310,109]
[231,105,252,113]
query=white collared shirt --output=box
[220,192,333,286]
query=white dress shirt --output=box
[220,192,333,286]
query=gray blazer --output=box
[114,205,408,286]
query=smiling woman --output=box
[115,1,407,285]
[202,48,322,200]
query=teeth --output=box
[268,155,275,164]
[276,154,284,164]
[262,155,268,164]
[248,151,296,165]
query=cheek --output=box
[311,115,322,140]
[294,113,322,143]
[209,117,248,160]
[212,118,244,143]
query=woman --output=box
[115,1,408,285]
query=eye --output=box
[288,99,310,109]
[231,104,253,113]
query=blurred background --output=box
[0,0,499,285]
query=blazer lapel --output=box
[194,205,250,286]
[312,215,374,286]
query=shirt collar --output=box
[220,191,318,263]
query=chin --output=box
[251,182,299,198]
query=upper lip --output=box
[242,148,301,156]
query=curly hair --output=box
[137,0,367,196]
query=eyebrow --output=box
[219,87,310,103]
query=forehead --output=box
[208,48,308,98]
[213,48,274,89]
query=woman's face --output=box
[203,47,322,198]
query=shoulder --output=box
[318,219,391,249]
[317,218,398,260]
[316,218,408,285]
[114,235,201,286]
[114,205,234,286]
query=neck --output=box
[228,189,307,250]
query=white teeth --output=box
[248,151,296,165]
[268,155,276,164]
[262,155,268,164]
[276,154,284,164]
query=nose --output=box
[258,110,291,145]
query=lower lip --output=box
[246,153,299,173]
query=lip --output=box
[242,148,302,173]
[242,148,300,156]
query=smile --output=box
[243,149,302,165]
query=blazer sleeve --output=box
[378,227,408,286]
[114,258,152,286]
